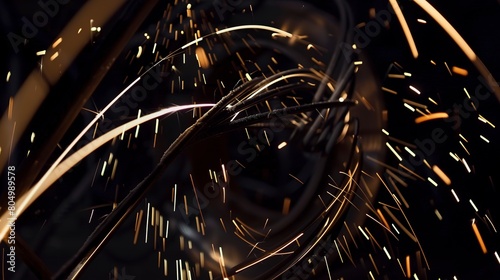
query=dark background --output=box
[1,0,500,279]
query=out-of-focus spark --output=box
[495,251,500,264]
[406,255,411,279]
[52,37,63,48]
[432,165,451,185]
[88,209,94,223]
[36,50,46,56]
[50,52,59,61]
[417,18,427,23]
[389,0,418,58]
[278,142,287,149]
[452,66,468,76]
[434,209,443,220]
[282,197,291,215]
[382,129,390,135]
[382,87,398,94]
[472,219,487,254]
[415,112,449,124]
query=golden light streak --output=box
[414,112,449,124]
[195,46,210,69]
[428,97,438,105]
[382,87,398,94]
[472,220,488,254]
[377,209,390,230]
[50,51,59,61]
[432,165,451,185]
[52,37,63,48]
[406,255,411,279]
[282,197,291,215]
[452,66,468,76]
[389,0,418,58]
[7,97,13,120]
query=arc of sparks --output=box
[0,104,214,241]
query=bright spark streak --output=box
[480,135,490,143]
[358,226,370,240]
[386,142,402,161]
[389,0,419,58]
[469,199,479,212]
[409,85,421,94]
[383,246,392,260]
[427,177,438,187]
